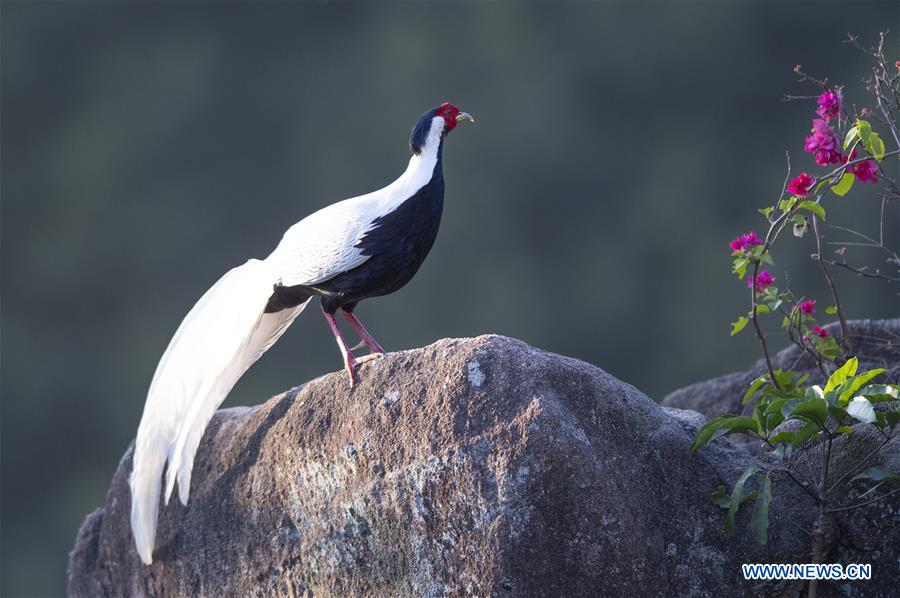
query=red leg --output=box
[341,310,386,354]
[321,307,358,386]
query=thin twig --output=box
[827,435,893,494]
[811,216,851,354]
[823,260,900,283]
[826,487,900,513]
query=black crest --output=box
[409,106,440,154]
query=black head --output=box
[409,102,474,154]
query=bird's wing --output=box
[270,200,372,286]
[270,185,410,287]
[129,258,308,564]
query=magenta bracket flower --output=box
[816,90,842,122]
[805,118,843,166]
[729,231,763,254]
[850,159,879,183]
[788,173,814,196]
[810,325,829,338]
[748,270,774,292]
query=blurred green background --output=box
[2,1,897,595]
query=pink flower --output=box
[811,325,829,338]
[850,159,879,184]
[808,119,838,150]
[804,118,843,165]
[748,270,774,292]
[816,91,841,121]
[788,172,814,196]
[815,149,844,166]
[800,300,816,315]
[729,231,763,253]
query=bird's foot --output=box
[343,355,359,387]
[355,352,385,364]
[342,311,386,354]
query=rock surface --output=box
[69,335,897,597]
[662,319,900,419]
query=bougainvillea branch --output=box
[703,38,900,597]
[730,37,898,374]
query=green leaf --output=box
[781,398,800,418]
[790,397,828,424]
[851,467,900,483]
[884,411,900,429]
[791,420,821,448]
[828,404,848,425]
[743,376,768,405]
[846,396,876,424]
[838,369,885,404]
[752,403,766,436]
[732,256,749,279]
[773,369,802,390]
[856,384,900,403]
[835,426,853,434]
[692,415,759,451]
[797,201,826,220]
[750,473,772,545]
[826,357,858,393]
[764,398,790,415]
[755,305,770,316]
[843,125,859,150]
[869,132,886,161]
[857,119,872,146]
[710,485,731,509]
[731,316,749,336]
[765,409,787,432]
[816,335,841,361]
[831,172,855,197]
[726,462,762,535]
[779,196,797,213]
[825,306,837,315]
[759,206,774,218]
[768,431,795,443]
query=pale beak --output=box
[456,112,475,124]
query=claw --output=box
[342,349,360,387]
[355,352,384,364]
[344,359,358,386]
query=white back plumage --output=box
[128,116,446,565]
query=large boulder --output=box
[662,319,900,419]
[69,335,896,597]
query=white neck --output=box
[399,117,444,188]
[375,116,444,209]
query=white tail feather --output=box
[129,258,308,564]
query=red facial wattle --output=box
[438,102,461,130]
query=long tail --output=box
[129,258,309,564]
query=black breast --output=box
[303,144,445,312]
